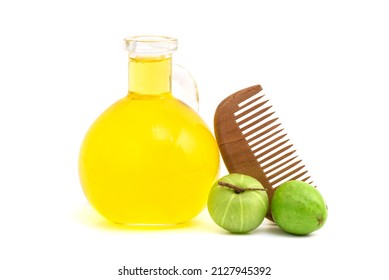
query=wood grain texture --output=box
[214,85,313,220]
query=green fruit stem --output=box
[217,181,265,194]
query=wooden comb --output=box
[214,84,313,220]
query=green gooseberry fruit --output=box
[271,180,328,235]
[207,173,269,233]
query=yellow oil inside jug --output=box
[79,52,220,225]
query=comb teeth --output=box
[234,92,313,188]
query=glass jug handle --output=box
[172,64,199,112]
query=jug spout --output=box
[124,35,178,57]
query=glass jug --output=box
[78,36,220,225]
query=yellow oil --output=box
[79,55,220,225]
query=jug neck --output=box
[128,55,172,96]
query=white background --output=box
[1,0,388,279]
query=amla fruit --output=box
[207,173,269,233]
[271,180,327,235]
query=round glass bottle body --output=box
[79,36,220,224]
